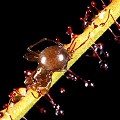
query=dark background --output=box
[0,0,120,119]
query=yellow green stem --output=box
[1,0,120,119]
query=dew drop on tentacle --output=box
[65,73,78,81]
[91,1,100,12]
[45,93,64,116]
[66,70,95,87]
[86,43,110,69]
[80,17,84,21]
[91,1,96,8]
[40,107,47,114]
[99,60,109,70]
[86,5,93,14]
[3,104,8,109]
[66,26,78,39]
[84,79,95,88]
[55,105,64,116]
[60,87,65,93]
[66,26,72,36]
[115,36,120,44]
[105,51,109,58]
[109,36,120,44]
[35,104,47,114]
[55,37,61,43]
[94,43,109,58]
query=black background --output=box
[0,0,120,119]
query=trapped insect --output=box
[23,37,81,98]
[1,88,27,120]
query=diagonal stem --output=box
[1,0,120,119]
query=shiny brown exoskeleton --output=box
[23,37,79,98]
